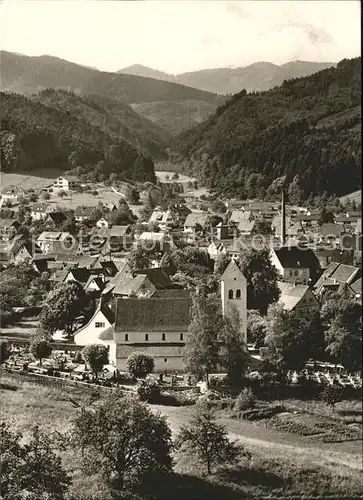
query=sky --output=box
[0,0,361,74]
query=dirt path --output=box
[152,405,363,472]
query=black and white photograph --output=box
[0,1,361,499]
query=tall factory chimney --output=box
[281,185,286,245]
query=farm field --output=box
[0,171,59,190]
[1,376,362,499]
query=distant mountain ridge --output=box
[174,57,361,199]
[118,60,337,94]
[1,51,221,135]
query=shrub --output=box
[240,405,286,421]
[234,387,256,411]
[137,379,161,403]
[126,352,154,379]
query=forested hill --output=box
[174,57,361,199]
[1,51,220,135]
[31,89,171,160]
[0,91,156,184]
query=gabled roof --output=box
[84,274,105,291]
[74,206,97,217]
[113,274,153,297]
[295,214,319,222]
[220,259,246,281]
[238,220,256,233]
[31,202,53,213]
[100,300,115,324]
[320,223,346,237]
[184,212,210,228]
[1,185,24,195]
[134,267,180,290]
[115,297,191,332]
[149,209,174,225]
[68,267,91,284]
[277,282,312,310]
[102,266,134,295]
[229,210,252,224]
[109,225,131,237]
[46,211,73,225]
[273,245,320,270]
[0,218,19,228]
[14,241,42,258]
[314,261,360,292]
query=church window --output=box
[228,289,234,299]
[162,333,166,341]
[124,334,129,341]
[145,334,149,341]
[180,333,184,341]
[236,289,241,299]
[95,322,105,328]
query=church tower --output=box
[220,259,247,343]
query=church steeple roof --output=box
[220,259,246,281]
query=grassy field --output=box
[339,190,361,205]
[0,171,59,190]
[1,375,362,499]
[155,170,196,184]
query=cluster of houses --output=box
[0,181,362,372]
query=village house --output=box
[11,241,43,264]
[270,244,321,285]
[137,231,176,252]
[320,223,348,246]
[45,211,74,229]
[148,209,177,231]
[74,300,115,348]
[1,186,25,205]
[74,205,97,223]
[229,210,256,236]
[37,231,77,254]
[30,202,56,221]
[0,219,20,242]
[334,212,360,228]
[52,176,79,193]
[313,261,361,297]
[295,213,319,229]
[96,217,109,229]
[183,212,211,235]
[277,281,320,317]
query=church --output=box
[75,260,247,372]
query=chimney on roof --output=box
[281,186,286,245]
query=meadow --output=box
[1,374,362,500]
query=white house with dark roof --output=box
[74,300,115,354]
[37,231,76,254]
[52,176,79,192]
[1,186,25,204]
[74,206,97,222]
[270,244,321,285]
[148,209,176,231]
[30,202,56,221]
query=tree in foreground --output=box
[0,422,71,500]
[220,305,249,385]
[184,295,222,382]
[73,393,173,490]
[82,344,109,379]
[239,248,280,314]
[30,338,52,366]
[176,403,249,475]
[126,351,154,379]
[40,281,94,338]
